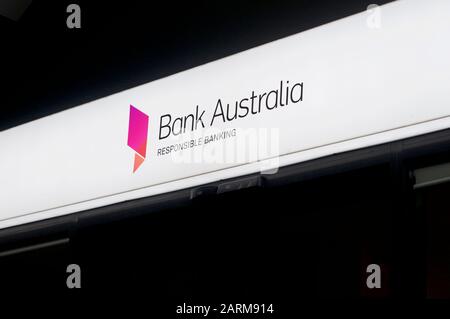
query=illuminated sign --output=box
[1,0,450,229]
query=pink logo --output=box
[127,105,149,173]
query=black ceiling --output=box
[0,0,394,132]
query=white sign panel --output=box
[1,0,450,229]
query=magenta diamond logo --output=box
[127,105,149,173]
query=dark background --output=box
[2,0,450,314]
[0,0,393,131]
